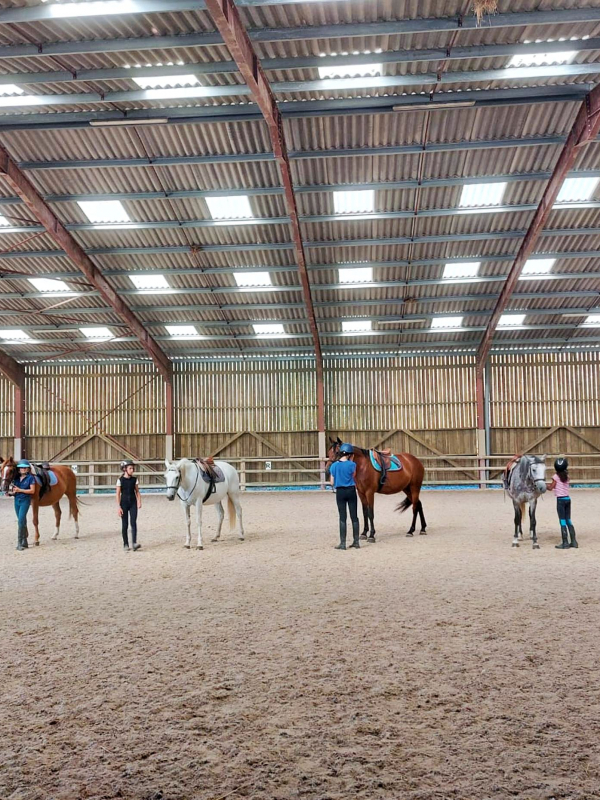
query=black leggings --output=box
[556,497,572,526]
[335,486,359,543]
[121,502,138,546]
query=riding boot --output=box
[567,523,578,548]
[349,520,360,548]
[16,524,28,550]
[555,527,570,549]
[335,532,346,550]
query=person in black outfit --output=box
[328,443,360,551]
[116,460,142,552]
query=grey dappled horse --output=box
[505,455,547,549]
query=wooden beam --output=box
[0,145,172,381]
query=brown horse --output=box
[325,438,426,542]
[1,457,80,545]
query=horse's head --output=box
[0,457,16,493]
[164,459,181,501]
[529,455,547,494]
[325,437,343,477]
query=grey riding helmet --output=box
[554,457,568,472]
[120,459,135,471]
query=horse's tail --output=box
[227,495,237,531]
[396,496,412,514]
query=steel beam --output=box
[0,7,599,44]
[0,85,592,132]
[19,135,591,172]
[0,146,172,381]
[4,39,600,87]
[204,0,325,434]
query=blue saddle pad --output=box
[34,470,58,487]
[369,451,402,472]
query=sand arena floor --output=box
[1,489,600,800]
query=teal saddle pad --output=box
[369,451,402,472]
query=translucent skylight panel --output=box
[508,50,578,67]
[0,329,30,341]
[333,190,375,215]
[459,183,507,207]
[318,62,382,79]
[205,195,253,220]
[80,327,113,340]
[498,314,526,327]
[342,319,372,332]
[519,258,556,278]
[77,200,130,223]
[28,278,71,292]
[234,271,272,287]
[583,314,600,327]
[129,274,170,290]
[0,214,10,226]
[0,85,25,96]
[555,177,600,203]
[338,266,373,283]
[443,262,480,279]
[430,316,463,329]
[165,325,201,338]
[253,323,285,336]
[133,74,199,89]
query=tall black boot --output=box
[555,526,570,549]
[16,524,28,551]
[568,523,578,548]
[335,519,347,550]
[349,518,360,549]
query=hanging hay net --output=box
[473,0,498,24]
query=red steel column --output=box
[165,379,175,462]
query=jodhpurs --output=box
[335,486,359,544]
[14,494,31,546]
[121,502,138,546]
[556,497,572,528]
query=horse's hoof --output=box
[406,532,414,537]
[184,545,190,549]
[211,538,219,542]
[420,530,427,535]
[196,546,203,551]
[533,544,540,550]
[512,543,519,548]
[238,537,245,541]
[359,534,368,540]
[34,541,39,547]
[367,537,376,543]
[51,535,58,541]
[74,536,79,540]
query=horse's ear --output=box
[336,436,342,444]
[164,459,170,469]
[328,437,334,444]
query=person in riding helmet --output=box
[329,442,360,551]
[8,459,36,551]
[116,460,142,552]
[548,456,578,550]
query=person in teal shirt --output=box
[329,443,360,551]
[8,460,36,551]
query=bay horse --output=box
[325,438,426,542]
[1,457,80,545]
[504,454,547,549]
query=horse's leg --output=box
[52,502,61,541]
[404,487,417,536]
[211,501,224,542]
[32,499,40,545]
[519,502,525,540]
[69,489,80,539]
[418,500,427,534]
[183,503,192,549]
[512,501,521,547]
[365,489,376,542]
[357,489,369,539]
[195,500,204,550]
[232,494,244,540]
[530,500,540,549]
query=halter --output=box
[166,463,201,504]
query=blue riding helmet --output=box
[339,443,354,455]
[16,460,30,469]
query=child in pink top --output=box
[547,457,577,549]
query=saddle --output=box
[30,462,57,499]
[193,457,225,503]
[503,454,522,491]
[369,449,402,491]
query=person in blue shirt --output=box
[8,459,36,551]
[329,443,360,551]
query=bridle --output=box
[1,462,15,494]
[166,463,201,504]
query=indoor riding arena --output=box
[3,2,600,799]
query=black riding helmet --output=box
[554,457,568,472]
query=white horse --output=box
[164,458,244,550]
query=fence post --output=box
[88,463,95,495]
[240,460,246,492]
